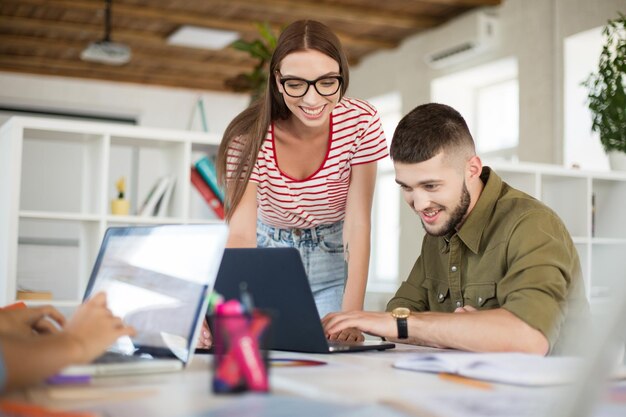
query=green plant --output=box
[583,13,626,153]
[224,23,278,102]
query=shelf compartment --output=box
[17,218,102,302]
[20,130,105,214]
[592,179,626,239]
[540,174,588,238]
[496,170,538,198]
[109,138,187,219]
[189,146,223,221]
[590,241,626,296]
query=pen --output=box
[438,372,493,390]
[239,282,254,315]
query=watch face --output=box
[392,307,410,319]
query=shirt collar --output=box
[454,167,502,254]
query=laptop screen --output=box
[84,224,228,362]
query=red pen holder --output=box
[210,310,272,394]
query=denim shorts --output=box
[256,220,347,318]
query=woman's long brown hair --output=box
[216,20,350,220]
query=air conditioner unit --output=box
[424,10,499,69]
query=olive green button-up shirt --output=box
[387,167,589,353]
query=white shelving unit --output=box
[487,160,626,306]
[0,116,223,307]
[1,116,625,311]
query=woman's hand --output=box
[197,319,213,349]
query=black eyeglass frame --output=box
[278,75,343,98]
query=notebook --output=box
[60,223,228,377]
[212,248,395,353]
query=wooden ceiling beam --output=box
[0,33,253,75]
[198,0,438,29]
[7,0,397,51]
[413,0,501,6]
[0,55,230,91]
[0,16,256,64]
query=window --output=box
[367,92,402,291]
[564,27,609,170]
[431,57,519,161]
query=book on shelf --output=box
[16,289,52,301]
[138,176,172,217]
[393,352,582,386]
[190,166,225,219]
[156,177,176,217]
[194,155,224,203]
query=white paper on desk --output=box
[194,395,415,417]
[404,389,565,417]
[393,352,583,386]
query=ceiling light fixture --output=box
[81,0,131,66]
[167,26,239,50]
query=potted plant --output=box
[583,13,626,170]
[224,23,278,103]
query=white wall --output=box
[347,0,626,285]
[0,72,248,132]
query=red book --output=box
[190,167,225,219]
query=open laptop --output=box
[60,223,228,377]
[212,247,395,353]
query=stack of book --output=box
[138,175,176,217]
[190,156,225,219]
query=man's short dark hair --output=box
[390,103,476,163]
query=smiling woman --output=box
[216,20,388,340]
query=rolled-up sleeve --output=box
[387,255,430,312]
[498,210,575,351]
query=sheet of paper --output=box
[194,394,415,417]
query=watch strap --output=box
[396,317,408,339]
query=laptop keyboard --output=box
[93,351,153,364]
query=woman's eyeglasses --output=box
[278,75,343,98]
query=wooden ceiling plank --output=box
[413,0,501,6]
[0,56,229,91]
[7,0,397,51]
[188,0,438,29]
[0,33,253,75]
[0,66,231,91]
[0,16,256,64]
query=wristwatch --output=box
[391,307,410,339]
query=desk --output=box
[3,344,559,417]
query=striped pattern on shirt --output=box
[227,97,388,229]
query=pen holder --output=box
[210,310,272,394]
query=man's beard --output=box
[421,182,471,237]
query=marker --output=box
[239,282,254,315]
[206,291,224,315]
[2,301,27,310]
[46,374,91,385]
[438,372,493,390]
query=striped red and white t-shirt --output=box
[228,97,388,229]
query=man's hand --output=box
[326,327,364,342]
[64,292,136,363]
[454,305,477,313]
[0,305,66,337]
[322,311,395,340]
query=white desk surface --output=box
[2,343,573,417]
